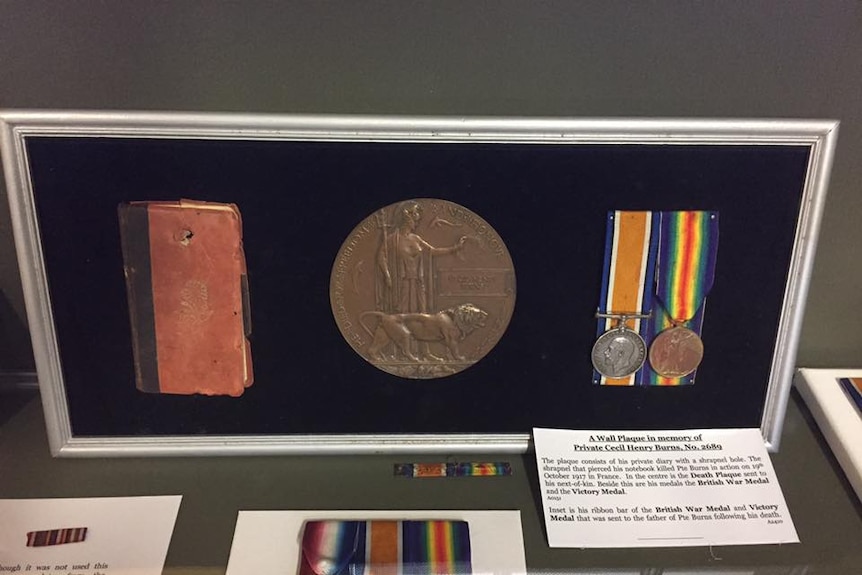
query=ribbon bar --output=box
[26,527,88,547]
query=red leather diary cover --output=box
[118,200,253,396]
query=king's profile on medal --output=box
[591,322,647,379]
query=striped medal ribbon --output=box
[592,211,660,385]
[394,462,512,478]
[300,520,472,575]
[645,211,719,385]
[26,527,87,546]
[838,377,862,413]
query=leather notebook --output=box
[118,199,253,396]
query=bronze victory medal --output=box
[330,199,516,379]
[648,325,704,378]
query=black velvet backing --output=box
[24,137,810,437]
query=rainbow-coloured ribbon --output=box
[300,520,472,575]
[644,211,719,386]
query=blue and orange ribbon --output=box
[838,377,862,413]
[643,211,719,386]
[594,211,660,386]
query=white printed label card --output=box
[0,496,182,575]
[533,428,798,548]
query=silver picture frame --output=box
[0,111,839,456]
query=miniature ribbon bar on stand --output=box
[394,462,512,478]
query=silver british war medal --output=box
[591,312,650,379]
[592,211,661,385]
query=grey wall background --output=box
[0,1,859,371]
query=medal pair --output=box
[591,210,719,385]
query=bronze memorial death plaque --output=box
[330,199,516,379]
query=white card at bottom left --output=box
[0,496,182,575]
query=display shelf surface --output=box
[0,389,860,574]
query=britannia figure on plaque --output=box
[375,200,466,315]
[374,200,467,360]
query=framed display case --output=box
[0,111,838,456]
